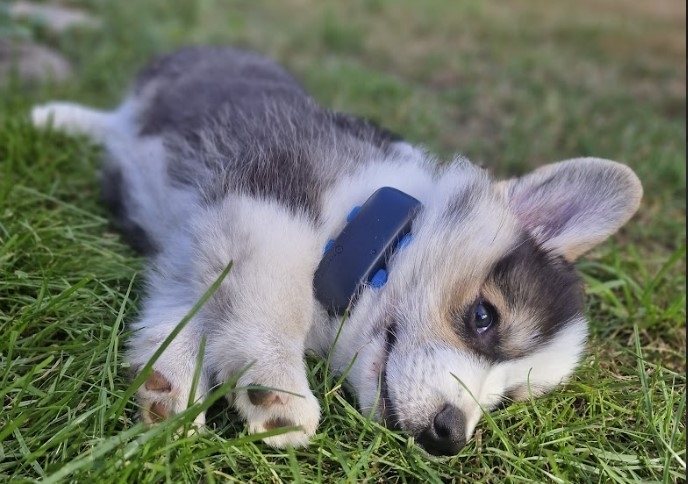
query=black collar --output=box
[313,187,421,314]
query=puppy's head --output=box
[343,157,642,456]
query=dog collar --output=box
[313,187,422,314]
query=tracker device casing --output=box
[313,187,421,314]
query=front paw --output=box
[232,370,321,448]
[128,337,210,429]
[134,368,207,428]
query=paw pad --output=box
[145,371,172,392]
[145,401,172,423]
[247,385,285,406]
[264,417,295,430]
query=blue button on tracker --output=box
[370,268,388,288]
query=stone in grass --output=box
[9,1,101,33]
[0,39,72,85]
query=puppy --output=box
[31,46,642,456]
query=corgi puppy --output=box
[31,46,642,456]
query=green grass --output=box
[1,0,685,482]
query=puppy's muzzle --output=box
[416,403,467,456]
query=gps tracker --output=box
[313,187,421,314]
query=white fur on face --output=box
[383,316,588,441]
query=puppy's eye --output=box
[473,300,497,333]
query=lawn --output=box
[1,0,685,482]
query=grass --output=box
[1,0,685,482]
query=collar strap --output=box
[314,187,421,314]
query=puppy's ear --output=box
[498,158,642,261]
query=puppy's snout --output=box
[417,404,467,456]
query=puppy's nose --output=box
[417,404,467,456]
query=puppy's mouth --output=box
[379,322,399,430]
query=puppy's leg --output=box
[32,99,214,424]
[198,197,322,448]
[31,101,115,141]
[127,260,210,428]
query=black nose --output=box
[417,404,467,456]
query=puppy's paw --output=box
[232,367,320,448]
[128,337,209,429]
[31,102,70,129]
[30,104,52,128]
[31,102,108,138]
[134,368,207,429]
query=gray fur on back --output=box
[134,46,402,220]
